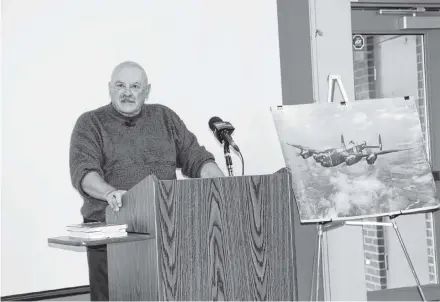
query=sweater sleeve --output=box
[69,113,104,196]
[170,110,215,178]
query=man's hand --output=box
[200,161,225,178]
[105,190,127,211]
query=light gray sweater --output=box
[69,103,215,221]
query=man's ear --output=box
[145,83,152,97]
[108,82,112,97]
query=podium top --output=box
[105,170,291,234]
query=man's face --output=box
[108,66,150,117]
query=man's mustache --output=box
[120,96,135,102]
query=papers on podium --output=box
[66,222,128,240]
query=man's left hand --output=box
[200,162,225,178]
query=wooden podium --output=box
[50,169,298,301]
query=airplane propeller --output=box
[365,134,383,150]
[341,134,347,149]
[286,143,305,156]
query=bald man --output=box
[69,61,224,300]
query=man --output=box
[69,61,224,301]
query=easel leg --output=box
[310,233,318,300]
[316,224,323,302]
[310,223,323,302]
[390,216,427,302]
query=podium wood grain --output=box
[156,172,296,301]
[107,240,159,301]
[106,176,157,234]
[106,176,160,301]
[106,171,297,301]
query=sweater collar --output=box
[106,102,145,122]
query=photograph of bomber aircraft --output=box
[287,134,411,167]
[270,97,439,222]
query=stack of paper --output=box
[66,222,128,240]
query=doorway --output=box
[351,4,440,301]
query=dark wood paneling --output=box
[155,172,296,301]
[107,240,159,301]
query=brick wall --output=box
[353,36,376,101]
[426,214,438,283]
[353,36,387,291]
[416,36,428,145]
[362,218,387,291]
[417,35,438,285]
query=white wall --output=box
[309,0,356,105]
[1,0,285,295]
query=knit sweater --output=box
[69,103,215,221]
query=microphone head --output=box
[208,116,223,131]
[124,119,136,127]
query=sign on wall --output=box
[353,34,365,50]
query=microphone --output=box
[208,117,240,152]
[123,119,136,127]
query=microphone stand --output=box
[223,142,234,176]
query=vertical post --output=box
[277,0,315,106]
[277,0,366,300]
[308,0,366,300]
[277,0,324,300]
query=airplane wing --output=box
[286,143,320,153]
[375,148,412,155]
[362,148,412,157]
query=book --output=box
[65,222,127,233]
[68,230,128,240]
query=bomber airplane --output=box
[286,134,410,167]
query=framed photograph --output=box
[271,97,439,223]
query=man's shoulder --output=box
[76,104,108,120]
[83,104,109,116]
[145,103,180,118]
